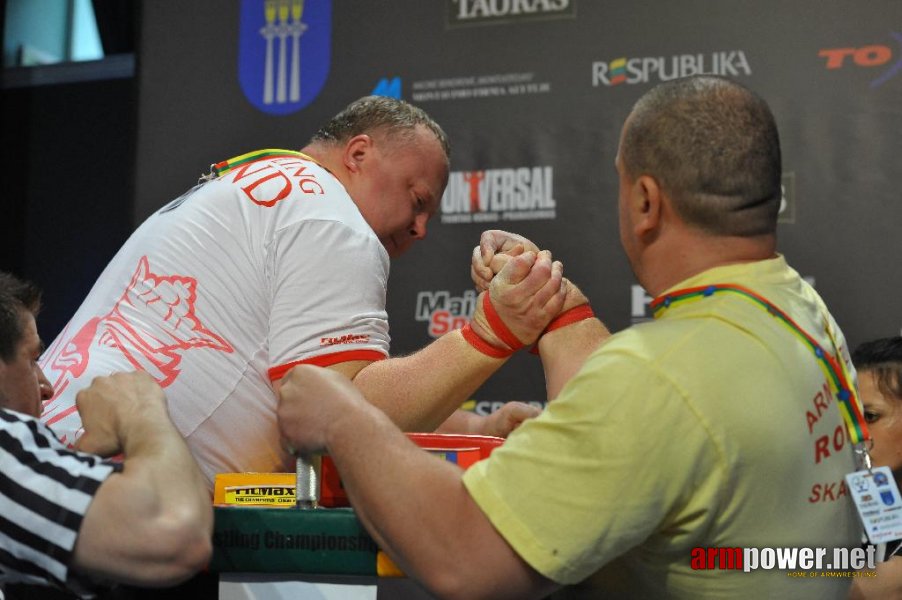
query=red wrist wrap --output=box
[460,323,515,359]
[481,292,525,351]
[544,304,595,334]
[529,304,595,355]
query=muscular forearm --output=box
[353,329,506,432]
[538,318,609,400]
[324,394,555,600]
[435,409,481,434]
[536,280,610,400]
[73,410,212,586]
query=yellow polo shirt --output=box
[463,256,861,598]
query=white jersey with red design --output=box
[40,150,390,486]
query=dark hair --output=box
[852,337,902,401]
[621,75,782,237]
[310,95,451,161]
[0,272,42,362]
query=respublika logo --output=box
[238,0,331,115]
[592,50,752,87]
[448,0,575,27]
[440,166,556,224]
[818,32,902,88]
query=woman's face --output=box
[860,369,902,479]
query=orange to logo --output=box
[818,45,892,69]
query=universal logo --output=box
[447,0,575,28]
[440,166,557,224]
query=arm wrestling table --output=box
[210,433,503,599]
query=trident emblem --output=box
[239,0,331,115]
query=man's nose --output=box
[409,214,429,240]
[38,367,54,400]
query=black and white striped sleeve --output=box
[0,408,122,595]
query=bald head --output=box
[620,76,782,237]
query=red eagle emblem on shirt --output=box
[41,256,233,429]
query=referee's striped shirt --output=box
[1,408,121,595]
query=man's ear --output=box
[343,134,372,173]
[632,174,663,238]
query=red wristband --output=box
[544,304,594,334]
[481,292,525,351]
[529,304,595,354]
[460,323,515,359]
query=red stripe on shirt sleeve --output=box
[268,349,387,381]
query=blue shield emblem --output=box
[881,490,896,506]
[238,0,331,115]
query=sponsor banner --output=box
[440,166,556,224]
[415,289,477,337]
[372,76,402,98]
[630,284,654,325]
[819,32,902,88]
[447,0,576,28]
[461,398,547,415]
[592,50,752,87]
[411,72,551,102]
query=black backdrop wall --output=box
[4,0,901,413]
[1,75,136,343]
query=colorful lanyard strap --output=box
[210,149,313,178]
[649,283,871,449]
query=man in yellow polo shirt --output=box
[276,76,863,598]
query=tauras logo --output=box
[441,167,556,224]
[448,0,574,26]
[415,290,477,337]
[593,51,752,87]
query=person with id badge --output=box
[849,337,902,599]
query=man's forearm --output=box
[321,388,555,599]
[536,280,611,400]
[538,318,610,400]
[353,329,507,432]
[73,411,212,586]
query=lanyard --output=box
[210,149,313,178]
[649,283,871,450]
